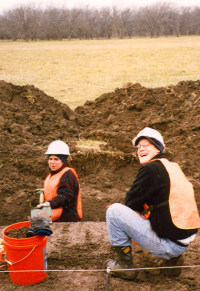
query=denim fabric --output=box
[106,203,188,259]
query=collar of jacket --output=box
[150,153,166,160]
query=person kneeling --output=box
[106,127,199,280]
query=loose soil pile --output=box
[5,226,29,238]
[0,80,200,290]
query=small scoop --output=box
[31,206,52,222]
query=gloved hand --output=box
[27,216,53,237]
[36,202,50,208]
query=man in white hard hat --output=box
[106,127,200,280]
[37,140,82,222]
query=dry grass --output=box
[76,139,107,151]
[0,36,200,109]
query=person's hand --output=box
[36,202,50,208]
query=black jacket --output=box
[125,154,198,241]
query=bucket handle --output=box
[0,245,36,266]
[9,245,37,266]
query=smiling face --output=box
[48,155,63,171]
[136,138,160,165]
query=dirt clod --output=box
[5,226,29,238]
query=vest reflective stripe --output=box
[159,158,200,229]
[44,167,82,221]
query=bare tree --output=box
[179,7,200,35]
[135,2,181,37]
[192,7,200,34]
[120,8,136,38]
[39,8,65,40]
[60,8,82,40]
[0,3,200,40]
[3,5,40,41]
[98,8,113,39]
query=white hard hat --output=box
[132,127,165,152]
[45,140,70,155]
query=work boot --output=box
[107,246,137,280]
[160,255,184,276]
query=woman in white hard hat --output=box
[106,127,199,280]
[37,140,82,222]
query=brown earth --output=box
[5,226,29,238]
[0,80,200,290]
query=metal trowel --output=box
[31,189,52,222]
[31,206,52,221]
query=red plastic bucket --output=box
[1,221,48,285]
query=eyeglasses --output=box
[136,143,151,151]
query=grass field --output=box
[0,36,200,109]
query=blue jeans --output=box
[106,203,188,259]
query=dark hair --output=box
[48,154,71,166]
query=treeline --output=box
[0,2,200,41]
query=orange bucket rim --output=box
[3,221,47,244]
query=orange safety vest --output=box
[44,167,82,221]
[152,158,200,229]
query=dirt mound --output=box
[77,80,199,152]
[1,80,200,225]
[0,81,136,225]
[76,80,200,191]
[0,81,81,225]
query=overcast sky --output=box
[0,0,200,12]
